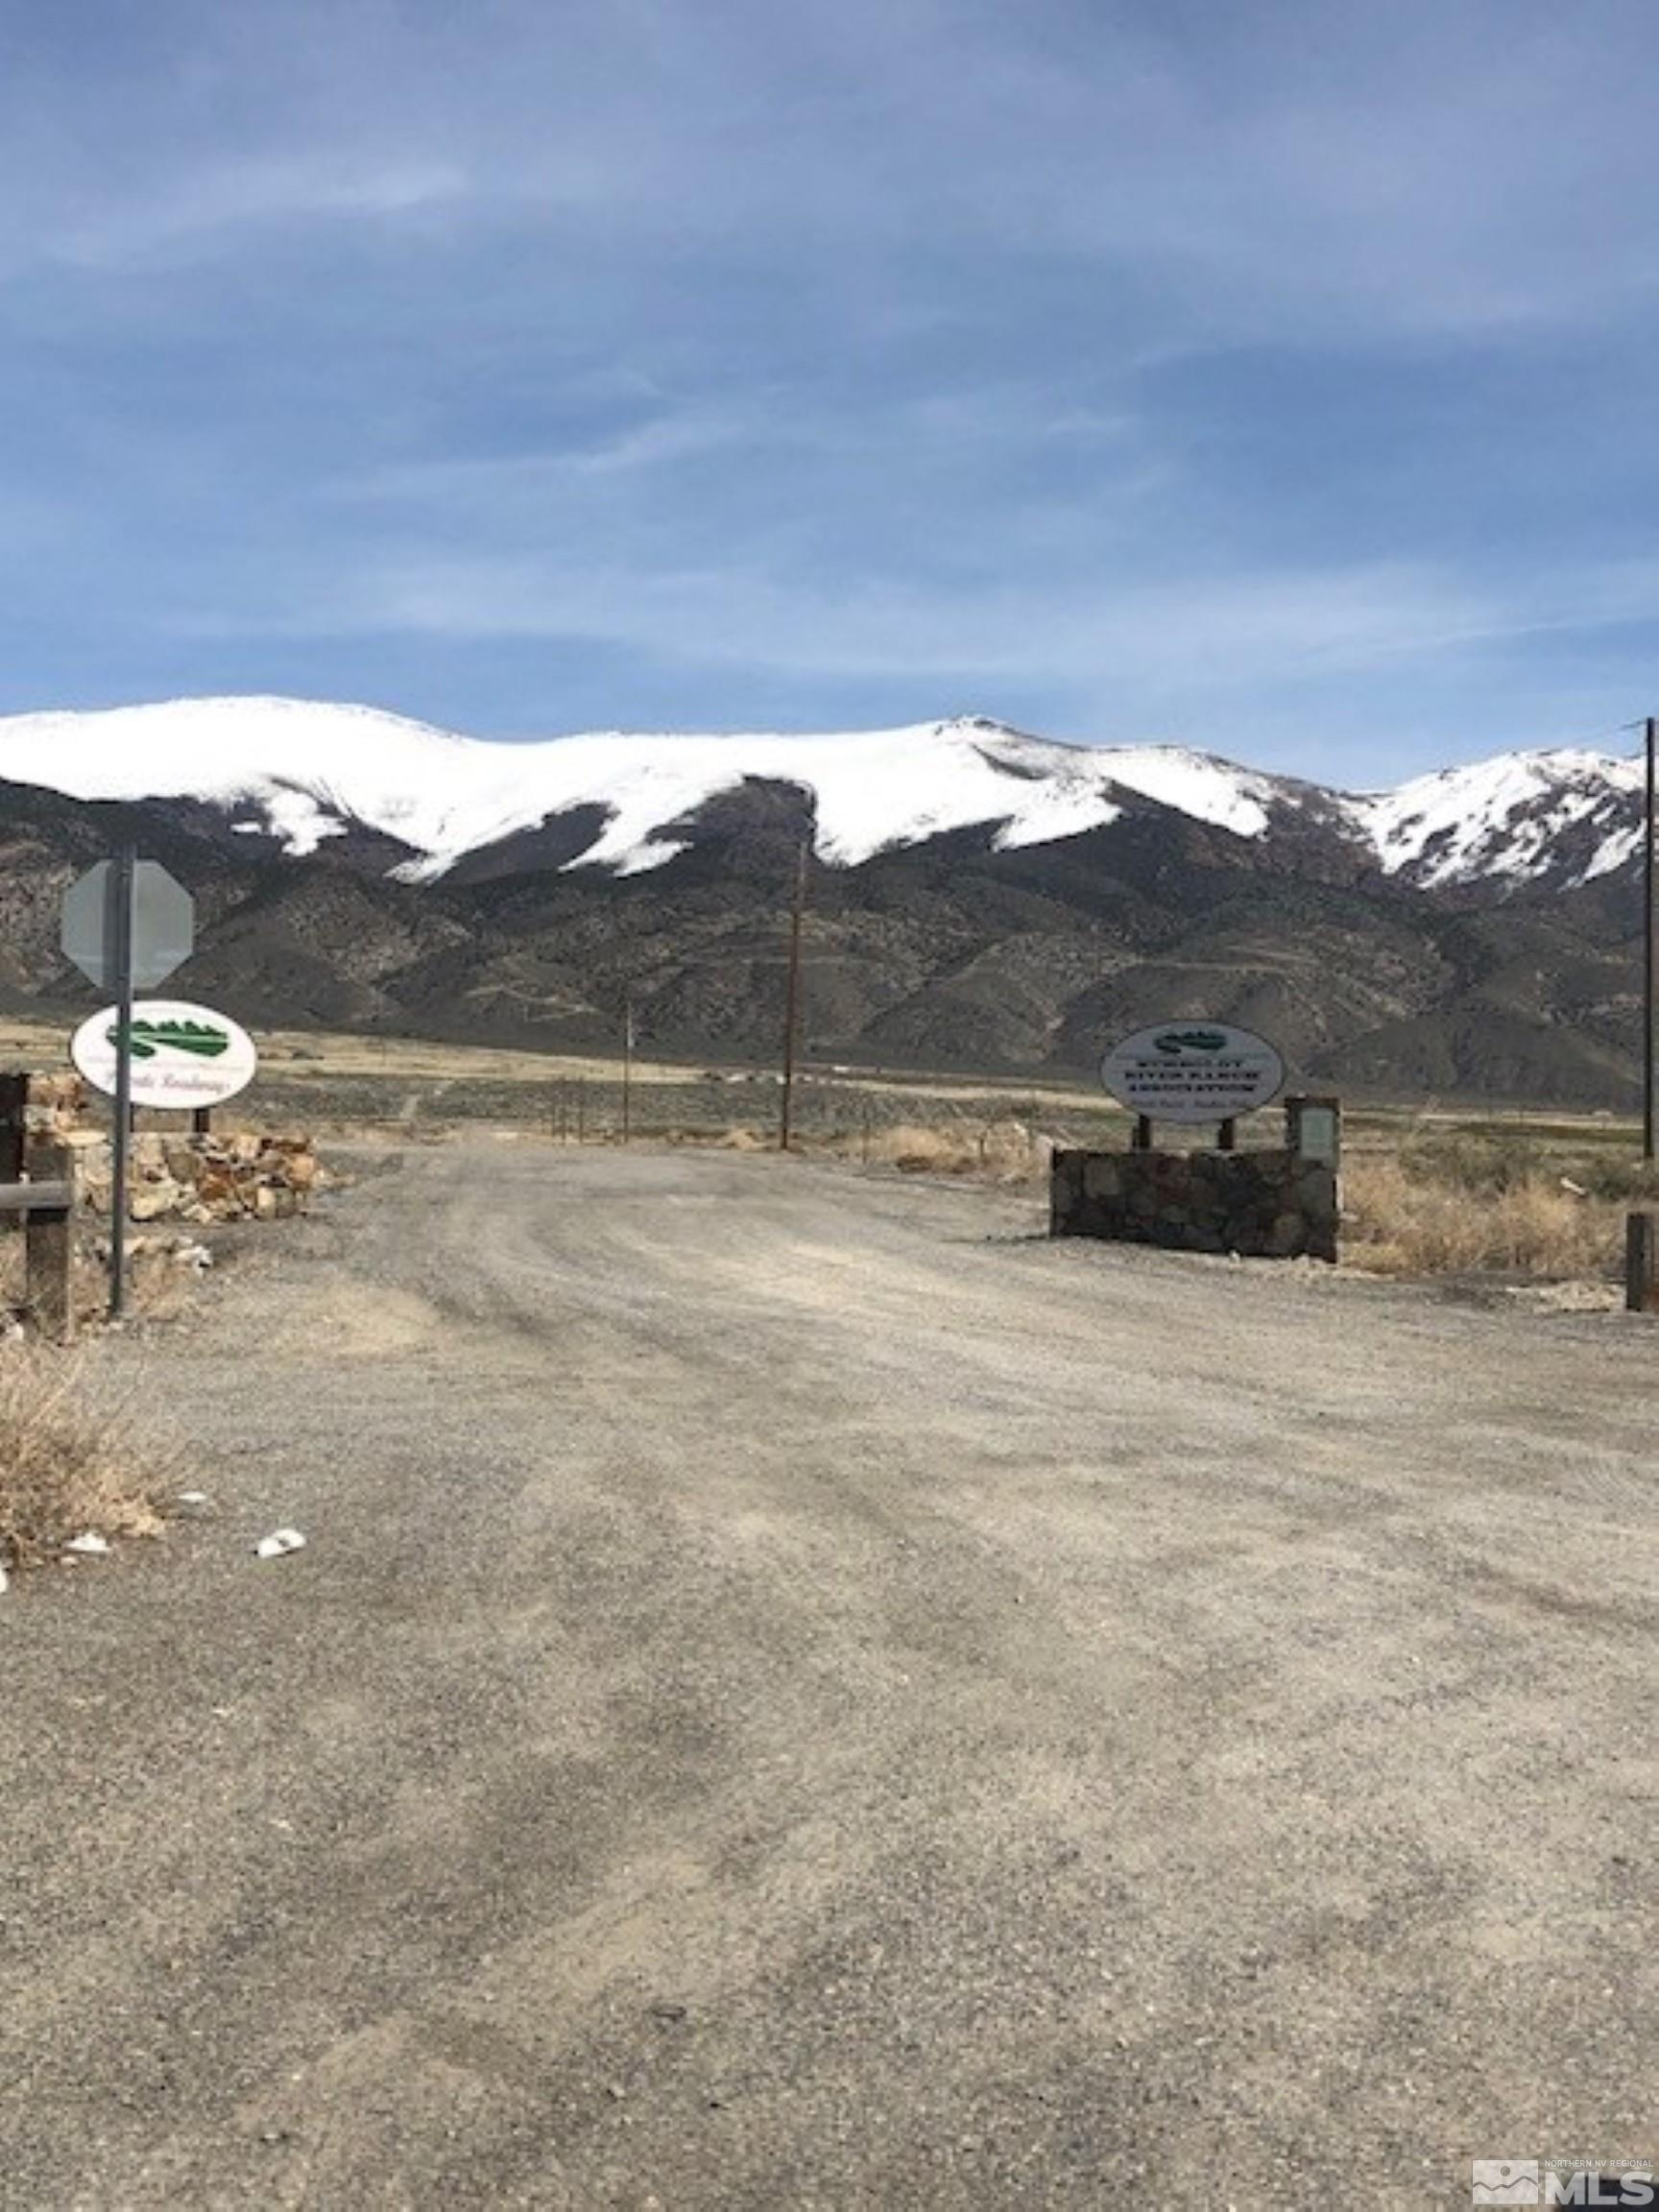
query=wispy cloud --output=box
[203,548,1659,698]
[43,156,470,269]
[0,0,1656,772]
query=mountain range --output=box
[0,696,1651,1107]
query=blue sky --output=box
[3,0,1657,783]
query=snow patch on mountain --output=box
[1088,746,1276,840]
[0,697,479,855]
[1355,748,1643,889]
[0,697,1283,878]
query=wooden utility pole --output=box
[779,837,809,1152]
[621,990,635,1145]
[1646,717,1657,1163]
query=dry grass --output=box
[849,1118,1050,1181]
[1341,1154,1625,1279]
[0,1231,196,1328]
[0,1345,165,1570]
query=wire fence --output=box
[224,1063,1304,1167]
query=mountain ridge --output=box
[0,694,1646,896]
[1,696,1651,1108]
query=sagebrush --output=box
[0,1347,164,1569]
[1339,1156,1622,1278]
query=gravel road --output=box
[5,1141,1659,2209]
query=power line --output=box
[1527,717,1646,754]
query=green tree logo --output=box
[105,1018,230,1064]
[1152,1028,1229,1056]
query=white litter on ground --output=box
[253,1528,306,1559]
[64,1532,110,1556]
[1503,1279,1623,1314]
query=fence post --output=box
[1627,1212,1659,1313]
[0,1073,24,1189]
[24,1142,75,1345]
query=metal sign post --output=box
[60,854,195,1321]
[108,849,135,1320]
[1646,715,1656,1164]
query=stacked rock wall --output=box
[76,1132,323,1222]
[1050,1146,1338,1262]
[2,1070,323,1223]
[0,1071,84,1166]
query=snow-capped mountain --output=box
[1,696,1651,1106]
[0,694,1646,894]
[1352,749,1646,890]
[0,697,1301,879]
[4,693,1642,896]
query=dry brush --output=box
[0,1346,164,1573]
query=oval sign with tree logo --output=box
[1100,1021,1286,1125]
[71,999,259,1110]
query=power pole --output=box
[621,988,635,1145]
[779,837,809,1152]
[1647,716,1657,1162]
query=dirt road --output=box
[5,1143,1659,2208]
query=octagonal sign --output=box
[61,860,195,992]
